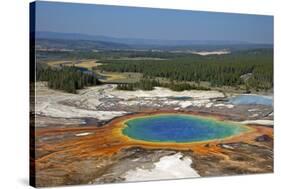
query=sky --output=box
[34,1,273,44]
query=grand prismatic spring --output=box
[34,111,273,187]
[122,114,250,143]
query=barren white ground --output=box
[35,82,228,122]
[35,82,273,126]
[124,153,200,181]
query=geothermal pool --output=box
[122,114,249,143]
[229,94,273,106]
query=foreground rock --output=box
[33,82,273,187]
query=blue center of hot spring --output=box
[122,114,248,143]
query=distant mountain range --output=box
[35,31,273,51]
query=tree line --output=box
[117,78,210,91]
[36,66,100,93]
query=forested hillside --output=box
[98,49,273,91]
[36,66,101,93]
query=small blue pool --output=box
[229,94,273,106]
